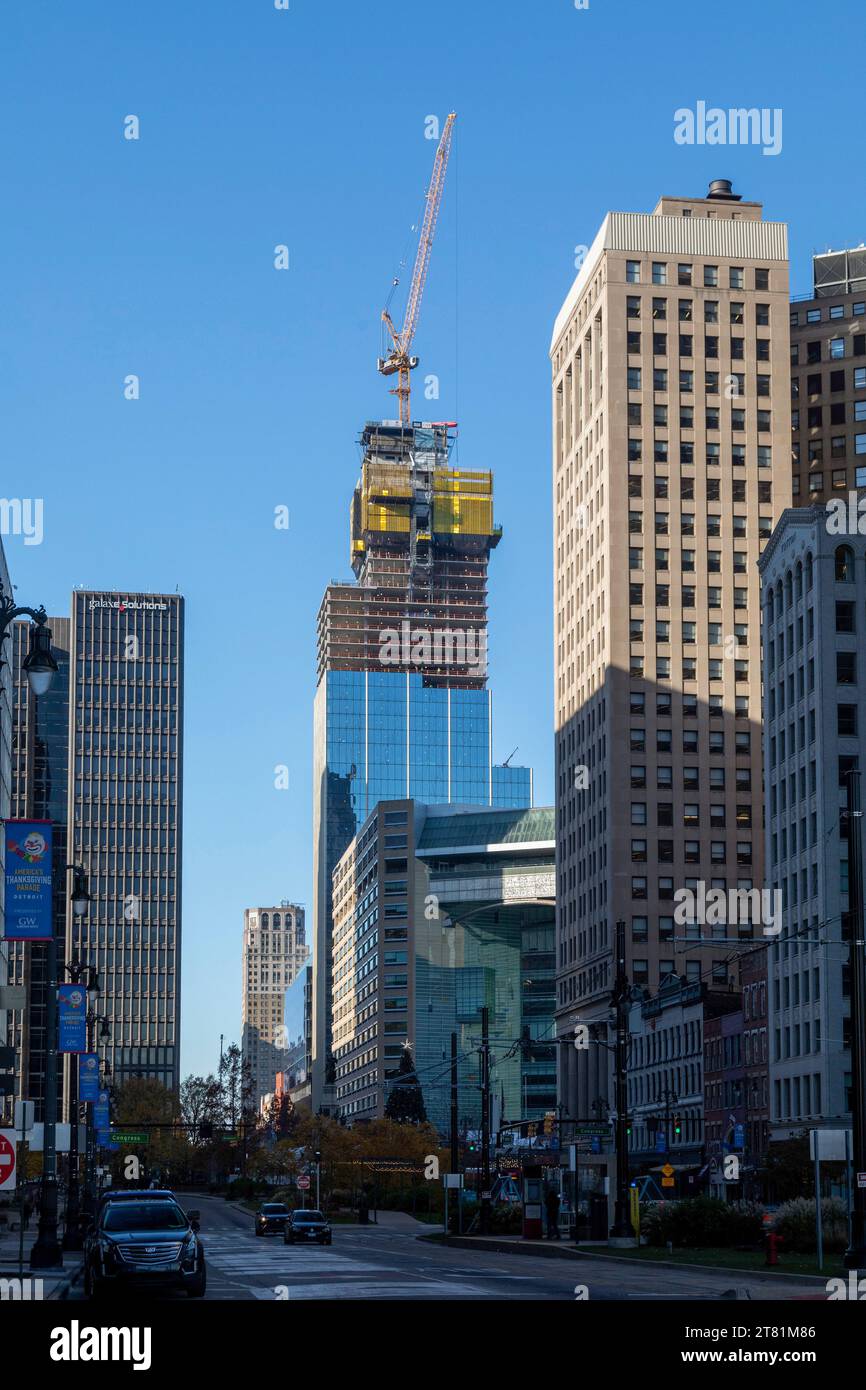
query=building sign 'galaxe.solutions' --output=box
[87,598,168,612]
[3,819,53,940]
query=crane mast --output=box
[379,112,456,425]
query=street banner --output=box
[3,820,53,940]
[94,1089,110,1133]
[58,983,87,1052]
[79,1052,100,1101]
[0,1130,16,1190]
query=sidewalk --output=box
[0,1220,84,1299]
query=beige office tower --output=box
[551,181,791,1127]
[241,903,308,1109]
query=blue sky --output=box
[1,0,863,1080]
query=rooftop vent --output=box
[707,179,741,202]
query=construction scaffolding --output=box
[318,420,501,688]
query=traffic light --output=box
[543,1112,555,1136]
[673,1114,682,1138]
[314,1149,322,1164]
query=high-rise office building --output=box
[790,250,866,504]
[331,800,555,1134]
[759,504,866,1134]
[551,181,792,1126]
[312,420,532,1110]
[66,590,184,1093]
[241,902,308,1108]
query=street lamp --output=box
[83,1008,110,1217]
[0,593,62,1272]
[61,879,93,1252]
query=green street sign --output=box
[112,1131,150,1146]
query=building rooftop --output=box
[416,805,554,854]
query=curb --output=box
[436,1236,830,1285]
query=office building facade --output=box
[67,590,184,1093]
[241,902,308,1109]
[759,505,866,1135]
[551,181,792,1125]
[790,249,866,505]
[331,800,555,1136]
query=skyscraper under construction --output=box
[311,418,531,1111]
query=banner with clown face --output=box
[3,819,53,940]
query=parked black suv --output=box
[255,1202,290,1236]
[84,1197,206,1298]
[284,1209,332,1245]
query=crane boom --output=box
[379,112,456,425]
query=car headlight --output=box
[181,1235,197,1268]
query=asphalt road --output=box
[148,1195,810,1302]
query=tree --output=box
[384,1045,427,1124]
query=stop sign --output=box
[0,1131,16,1191]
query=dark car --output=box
[96,1189,176,1214]
[284,1209,331,1245]
[255,1202,290,1237]
[84,1197,206,1299]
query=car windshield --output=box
[102,1202,188,1232]
[263,1204,288,1213]
[294,1211,325,1222]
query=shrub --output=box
[775,1197,847,1254]
[641,1197,765,1249]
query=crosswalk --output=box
[202,1232,489,1300]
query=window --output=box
[652,297,667,320]
[678,263,692,285]
[755,268,769,290]
[830,337,845,360]
[729,267,744,289]
[627,367,641,391]
[704,265,718,287]
[835,545,855,581]
[652,261,667,285]
[626,260,640,283]
[627,295,641,318]
[837,651,857,685]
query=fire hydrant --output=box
[765,1231,783,1266]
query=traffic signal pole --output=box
[609,919,633,1243]
[480,1006,491,1236]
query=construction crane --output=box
[378,112,456,425]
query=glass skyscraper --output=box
[312,420,531,1110]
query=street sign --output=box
[656,1131,667,1153]
[574,1124,611,1138]
[857,1172,866,1189]
[661,1176,675,1188]
[14,1101,34,1134]
[443,1173,463,1189]
[0,1130,17,1191]
[661,1162,674,1178]
[297,1176,310,1189]
[112,1131,149,1146]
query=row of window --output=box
[626,261,770,290]
[792,335,866,365]
[791,302,866,325]
[630,476,773,503]
[630,728,751,757]
[629,296,770,325]
[628,332,772,361]
[627,367,770,395]
[629,403,771,430]
[628,438,773,466]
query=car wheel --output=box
[186,1261,207,1299]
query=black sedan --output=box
[84,1197,206,1298]
[255,1202,290,1236]
[284,1209,332,1245]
